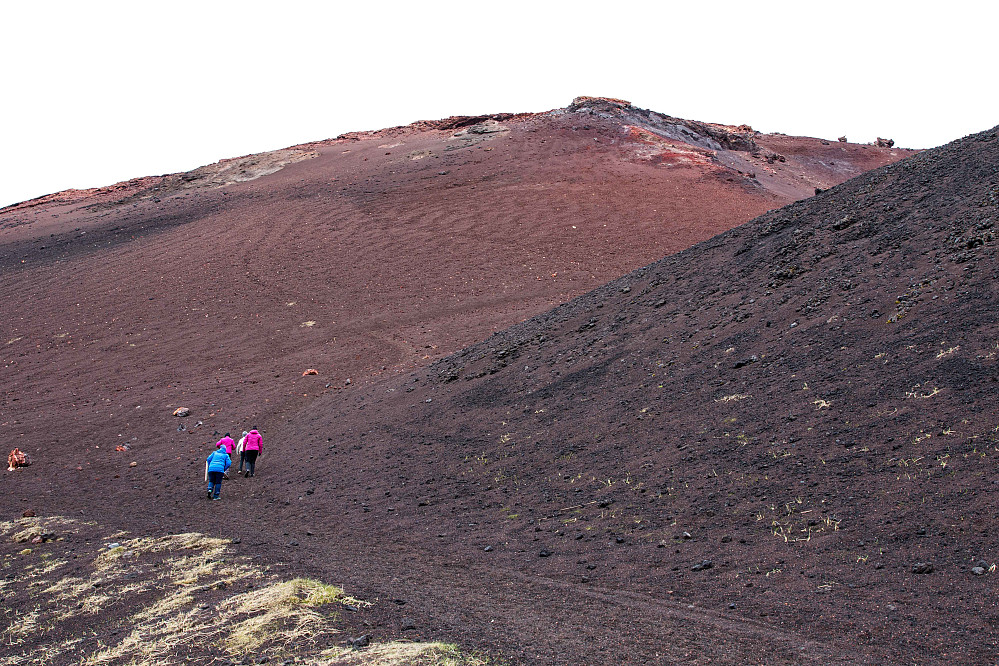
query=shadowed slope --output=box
[267,126,998,663]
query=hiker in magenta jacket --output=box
[243,428,262,477]
[216,433,235,459]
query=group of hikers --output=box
[205,428,262,500]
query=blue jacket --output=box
[206,449,231,474]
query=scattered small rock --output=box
[173,407,191,417]
[912,562,934,574]
[971,566,986,576]
[691,560,713,571]
[22,510,35,518]
[539,549,554,557]
[484,545,493,552]
[349,635,370,649]
[400,618,416,631]
[732,355,758,369]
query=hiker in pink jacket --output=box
[216,433,235,459]
[242,428,262,477]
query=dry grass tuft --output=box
[1,517,490,666]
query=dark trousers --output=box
[207,471,224,498]
[238,451,246,471]
[244,450,258,476]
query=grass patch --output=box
[2,517,491,666]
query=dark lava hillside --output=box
[269,128,998,664]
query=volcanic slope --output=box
[0,98,910,478]
[0,100,919,664]
[261,127,997,664]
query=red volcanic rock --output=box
[7,448,30,471]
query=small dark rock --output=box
[349,634,371,649]
[720,535,733,543]
[691,560,714,571]
[400,618,416,631]
[484,545,493,552]
[22,510,35,518]
[971,566,986,576]
[912,562,934,574]
[539,549,554,557]
[732,355,758,369]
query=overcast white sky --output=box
[1,1,996,208]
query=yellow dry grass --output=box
[2,517,490,666]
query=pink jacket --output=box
[216,436,235,455]
[244,430,262,452]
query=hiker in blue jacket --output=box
[205,442,232,500]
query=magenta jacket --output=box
[216,436,235,455]
[244,430,262,452]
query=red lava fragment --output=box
[7,448,31,471]
[302,369,319,376]
[22,510,35,518]
[115,445,129,452]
